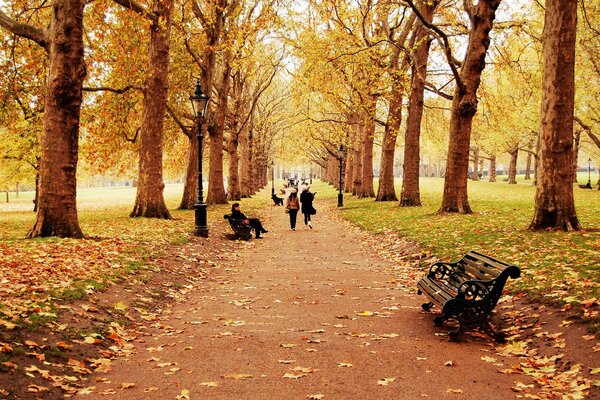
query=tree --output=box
[529,0,581,231]
[399,0,439,206]
[111,0,175,218]
[436,0,502,213]
[1,0,86,238]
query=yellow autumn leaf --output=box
[283,373,307,379]
[356,311,374,317]
[120,383,136,389]
[307,395,324,400]
[338,362,353,367]
[114,301,127,311]
[446,388,463,394]
[176,389,190,399]
[481,356,497,363]
[590,368,600,375]
[377,377,395,386]
[200,382,219,387]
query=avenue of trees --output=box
[0,0,598,238]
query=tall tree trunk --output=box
[472,147,480,181]
[439,0,501,214]
[572,129,580,183]
[489,156,496,182]
[507,145,518,184]
[358,99,376,198]
[28,0,86,238]
[530,0,580,231]
[240,126,253,197]
[130,0,174,219]
[352,121,363,195]
[377,87,401,201]
[401,3,437,205]
[525,151,532,180]
[179,135,198,209]
[344,151,354,192]
[206,53,231,205]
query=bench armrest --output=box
[428,262,457,280]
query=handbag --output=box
[311,207,317,215]
[285,208,290,214]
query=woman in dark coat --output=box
[231,203,268,238]
[300,189,316,229]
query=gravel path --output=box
[85,200,521,399]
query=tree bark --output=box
[525,151,532,180]
[377,85,401,201]
[358,98,376,198]
[27,0,86,238]
[352,120,363,195]
[240,125,253,197]
[401,3,437,205]
[206,53,231,205]
[572,129,580,183]
[130,0,174,219]
[530,0,581,231]
[507,145,518,184]
[179,136,198,209]
[439,0,501,214]
[489,155,496,182]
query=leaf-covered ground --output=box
[0,181,598,399]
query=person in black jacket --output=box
[300,188,316,229]
[231,203,268,238]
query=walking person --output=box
[285,190,300,230]
[231,203,268,239]
[300,187,316,229]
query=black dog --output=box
[271,193,284,206]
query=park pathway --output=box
[85,200,520,399]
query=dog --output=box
[271,193,284,206]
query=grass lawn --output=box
[309,176,599,332]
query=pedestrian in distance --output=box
[285,190,300,230]
[300,187,316,229]
[231,203,268,239]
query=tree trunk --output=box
[572,129,580,183]
[507,145,518,184]
[530,0,581,231]
[401,2,436,206]
[179,136,198,209]
[352,122,363,195]
[489,156,496,182]
[206,53,231,205]
[358,98,376,198]
[439,0,501,214]
[130,0,174,219]
[240,126,253,197]
[525,151,532,180]
[472,147,480,181]
[28,0,86,238]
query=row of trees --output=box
[1,0,598,238]
[0,0,293,237]
[291,0,598,231]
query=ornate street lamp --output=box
[586,158,592,189]
[190,81,210,237]
[337,144,346,207]
[271,161,275,196]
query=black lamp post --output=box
[309,167,313,184]
[190,81,210,237]
[271,161,275,196]
[586,158,592,189]
[337,144,346,207]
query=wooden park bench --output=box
[417,250,520,342]
[223,214,252,240]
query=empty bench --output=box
[417,250,520,342]
[223,214,252,240]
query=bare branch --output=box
[0,10,48,51]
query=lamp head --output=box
[190,80,209,118]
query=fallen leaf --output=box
[200,382,219,387]
[444,361,455,367]
[283,373,307,379]
[446,388,463,394]
[377,377,396,386]
[120,383,136,389]
[176,389,190,399]
[307,395,324,399]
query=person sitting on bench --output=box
[231,203,269,239]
